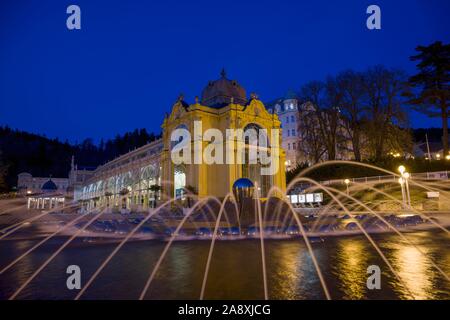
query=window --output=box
[286,116,289,123]
[291,115,295,122]
[292,143,296,150]
[287,130,290,137]
[288,143,290,150]
[291,129,295,136]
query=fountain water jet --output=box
[323,184,450,282]
[199,194,231,299]
[0,203,79,240]
[9,207,107,300]
[75,196,198,300]
[255,183,268,300]
[264,185,331,300]
[288,177,421,298]
[139,196,221,300]
[0,210,87,275]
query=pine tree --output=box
[408,41,450,155]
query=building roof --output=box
[41,179,58,191]
[265,93,301,113]
[201,69,247,108]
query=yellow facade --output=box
[161,95,286,200]
[78,72,287,210]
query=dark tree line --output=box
[0,126,161,191]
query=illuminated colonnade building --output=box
[78,71,286,210]
[77,140,163,211]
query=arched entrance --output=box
[242,123,272,197]
[174,164,186,200]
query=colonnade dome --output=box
[200,69,247,108]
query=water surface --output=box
[0,231,448,300]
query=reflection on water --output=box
[0,231,448,300]
[335,239,369,299]
[395,245,430,299]
[386,232,450,300]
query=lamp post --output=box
[403,172,411,207]
[398,177,406,208]
[344,179,350,196]
[398,165,411,209]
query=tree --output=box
[408,41,450,155]
[0,150,9,192]
[300,80,343,161]
[298,66,411,163]
[297,103,327,163]
[335,70,367,161]
[363,66,410,160]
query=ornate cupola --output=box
[200,69,247,108]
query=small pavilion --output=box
[27,179,66,210]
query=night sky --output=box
[1,0,449,143]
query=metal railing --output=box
[319,170,449,186]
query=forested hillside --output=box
[0,126,161,191]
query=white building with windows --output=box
[266,94,301,171]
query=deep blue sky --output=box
[1,0,449,143]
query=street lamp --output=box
[344,179,350,195]
[403,172,411,207]
[398,165,411,208]
[398,177,406,208]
